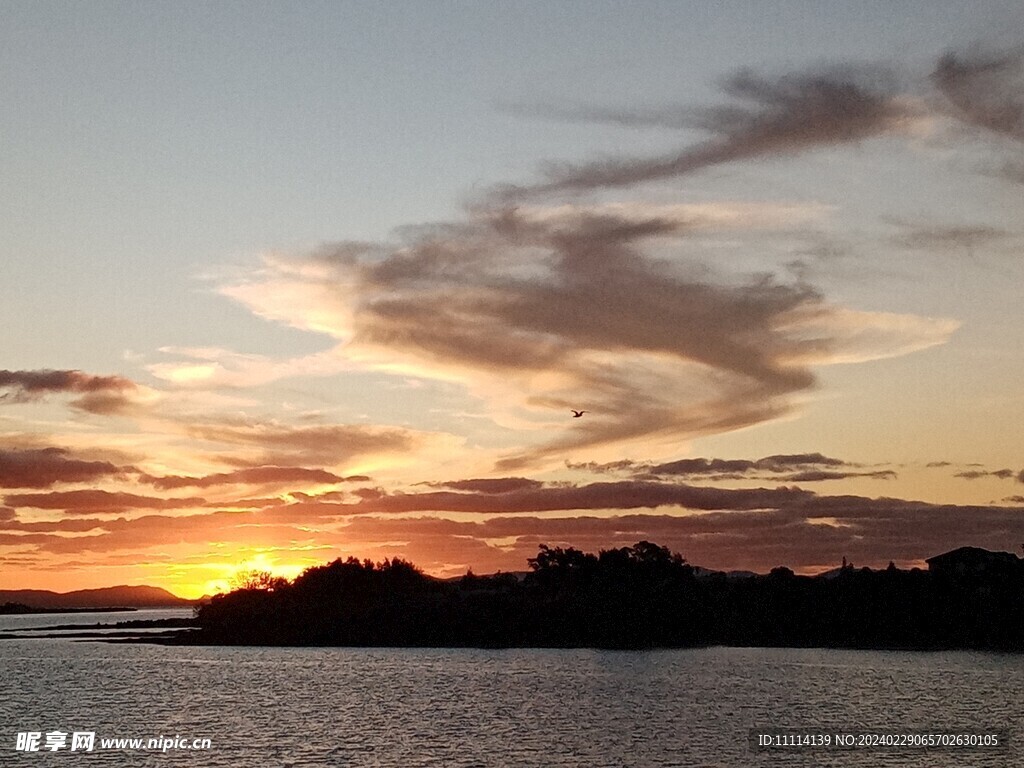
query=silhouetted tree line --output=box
[187,543,1024,650]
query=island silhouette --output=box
[175,542,1024,651]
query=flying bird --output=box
[571,410,587,418]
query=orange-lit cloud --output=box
[5,475,1024,582]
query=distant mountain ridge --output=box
[0,585,191,608]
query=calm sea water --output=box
[1,610,1021,766]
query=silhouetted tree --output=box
[231,570,289,592]
[187,542,1024,652]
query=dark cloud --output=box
[649,457,771,476]
[574,452,894,483]
[955,468,1018,481]
[565,459,640,474]
[0,507,14,522]
[352,480,816,515]
[0,447,124,489]
[0,369,134,396]
[142,465,347,490]
[345,479,996,519]
[782,470,896,482]
[650,452,845,476]
[4,490,206,513]
[0,369,137,414]
[933,48,1024,141]
[431,477,545,494]
[505,65,916,195]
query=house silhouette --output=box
[926,546,1020,578]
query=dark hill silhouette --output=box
[185,543,1024,651]
[0,585,191,610]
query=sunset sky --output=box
[2,2,1023,598]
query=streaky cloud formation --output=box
[5,478,1024,576]
[505,47,1024,198]
[650,452,843,475]
[596,452,901,482]
[955,468,1023,482]
[504,64,921,196]
[183,420,428,467]
[4,489,206,513]
[350,480,816,515]
[502,100,697,131]
[344,478,968,518]
[141,465,349,490]
[430,477,546,494]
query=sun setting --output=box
[2,3,1024,764]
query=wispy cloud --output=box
[502,48,1024,197]
[146,346,346,389]
[502,64,922,196]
